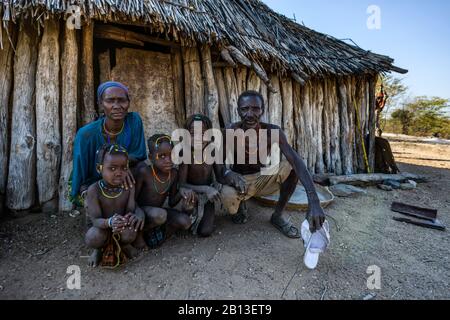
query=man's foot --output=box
[270,214,301,239]
[88,249,102,267]
[232,201,249,224]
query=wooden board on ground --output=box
[254,184,334,211]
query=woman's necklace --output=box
[151,165,171,195]
[98,180,123,199]
[103,120,124,136]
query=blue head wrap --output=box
[97,81,130,102]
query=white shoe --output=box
[301,219,330,270]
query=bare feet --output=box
[88,249,102,267]
[232,201,249,224]
[133,233,149,251]
[122,244,138,260]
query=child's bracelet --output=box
[107,217,113,228]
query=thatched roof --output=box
[0,0,407,79]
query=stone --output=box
[329,184,367,197]
[378,184,393,191]
[383,179,401,189]
[400,182,416,190]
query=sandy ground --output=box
[0,138,449,300]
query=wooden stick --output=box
[368,75,377,171]
[36,19,61,212]
[7,22,39,211]
[59,26,78,213]
[81,22,96,125]
[235,66,247,97]
[224,67,240,123]
[171,48,186,127]
[182,46,204,117]
[214,67,231,125]
[268,74,282,127]
[281,77,294,146]
[247,69,261,92]
[201,45,220,128]
[338,77,352,175]
[0,25,14,199]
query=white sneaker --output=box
[301,219,330,270]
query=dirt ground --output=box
[0,138,449,300]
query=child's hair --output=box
[95,144,129,167]
[147,134,173,154]
[185,114,212,131]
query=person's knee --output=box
[120,229,137,244]
[146,207,167,226]
[175,214,192,231]
[85,227,108,248]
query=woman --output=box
[69,81,147,207]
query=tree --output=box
[391,109,414,135]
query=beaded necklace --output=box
[151,165,171,195]
[98,180,123,199]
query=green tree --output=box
[391,109,414,135]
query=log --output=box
[281,77,294,146]
[220,48,236,67]
[302,82,314,172]
[59,27,78,213]
[260,81,269,123]
[214,67,230,125]
[171,48,186,127]
[7,22,39,211]
[330,78,342,175]
[322,79,332,172]
[246,69,261,92]
[329,173,427,187]
[36,20,61,212]
[268,75,282,128]
[368,75,377,171]
[81,22,96,125]
[235,66,247,96]
[252,62,275,92]
[0,26,14,204]
[182,46,204,117]
[226,45,251,67]
[315,81,325,173]
[200,45,220,128]
[293,82,306,160]
[354,77,366,173]
[224,67,239,123]
[338,77,352,175]
[346,77,357,173]
[97,49,110,116]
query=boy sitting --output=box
[135,134,196,248]
[85,144,145,268]
[178,114,227,237]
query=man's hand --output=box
[205,186,221,202]
[306,205,326,233]
[225,171,247,195]
[123,170,135,190]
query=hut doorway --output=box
[94,24,184,139]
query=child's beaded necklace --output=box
[98,180,124,199]
[151,165,171,195]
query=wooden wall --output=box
[0,20,377,215]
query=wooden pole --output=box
[338,77,352,175]
[315,81,325,173]
[7,22,39,211]
[368,75,377,171]
[293,82,306,161]
[236,66,247,97]
[330,78,342,175]
[224,67,239,123]
[81,22,96,125]
[323,80,332,173]
[182,46,204,117]
[0,26,15,211]
[281,77,295,146]
[214,67,230,126]
[59,26,78,213]
[200,45,220,128]
[268,75,282,128]
[36,19,61,212]
[171,48,186,127]
[260,81,269,123]
[247,69,261,92]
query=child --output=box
[85,144,146,268]
[178,114,227,237]
[135,134,196,248]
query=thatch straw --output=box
[0,0,407,77]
